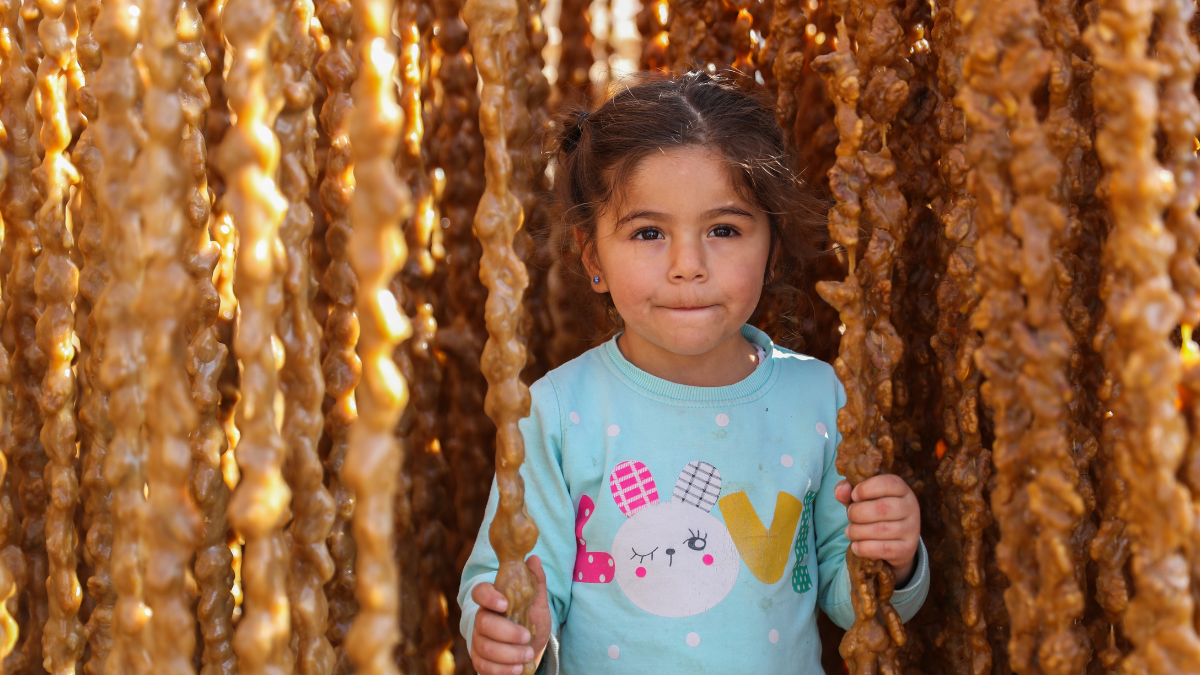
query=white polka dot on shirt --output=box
[769,629,780,644]
[715,413,730,427]
[608,645,620,659]
[570,411,581,424]
[816,422,828,437]
[607,424,620,437]
[781,454,794,468]
[686,632,701,647]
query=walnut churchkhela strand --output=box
[177,0,238,670]
[30,0,85,669]
[2,0,51,669]
[342,0,412,672]
[216,0,293,666]
[135,0,206,668]
[811,0,912,671]
[463,1,540,674]
[273,0,336,671]
[1,0,1200,674]
[312,0,361,664]
[1085,0,1200,672]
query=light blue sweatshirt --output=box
[459,325,929,674]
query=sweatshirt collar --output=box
[600,324,779,406]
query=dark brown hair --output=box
[550,70,828,330]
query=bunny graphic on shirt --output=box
[608,460,739,618]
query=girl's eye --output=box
[630,546,658,563]
[709,225,738,238]
[684,529,707,551]
[632,227,664,241]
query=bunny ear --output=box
[673,461,721,512]
[610,460,659,517]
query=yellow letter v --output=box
[718,491,803,584]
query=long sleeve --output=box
[458,378,576,654]
[815,380,930,630]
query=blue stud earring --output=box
[593,276,600,284]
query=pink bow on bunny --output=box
[573,495,615,584]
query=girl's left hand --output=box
[834,475,920,585]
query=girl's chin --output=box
[630,322,745,357]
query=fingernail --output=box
[512,666,523,675]
[498,599,508,611]
[851,542,859,554]
[525,648,536,661]
[521,629,531,643]
[844,526,849,538]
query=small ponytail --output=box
[559,109,591,155]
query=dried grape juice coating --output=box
[216,0,293,666]
[274,0,336,671]
[1085,0,1200,672]
[31,0,86,668]
[463,0,540,672]
[133,0,205,670]
[341,0,413,671]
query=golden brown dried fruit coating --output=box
[177,2,237,674]
[274,0,335,671]
[1084,0,1200,672]
[0,4,26,668]
[134,0,206,670]
[812,0,913,670]
[72,0,115,670]
[31,0,85,669]
[92,0,151,671]
[1159,12,1200,635]
[958,1,1092,672]
[217,0,293,668]
[557,0,593,107]
[428,0,489,665]
[4,0,50,671]
[313,0,360,667]
[928,4,992,674]
[341,0,413,671]
[463,0,540,672]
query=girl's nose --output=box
[668,240,707,282]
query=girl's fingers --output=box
[473,633,536,667]
[850,538,916,564]
[845,519,913,542]
[850,474,912,502]
[471,652,530,675]
[527,555,548,590]
[846,496,913,523]
[476,609,532,645]
[472,582,509,613]
[834,480,852,507]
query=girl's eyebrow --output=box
[613,209,669,228]
[700,206,755,220]
[613,205,755,229]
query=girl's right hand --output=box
[470,555,551,675]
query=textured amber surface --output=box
[0,0,1197,674]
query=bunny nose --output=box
[666,548,675,556]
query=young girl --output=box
[458,72,928,675]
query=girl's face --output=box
[586,146,772,357]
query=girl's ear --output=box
[575,228,609,293]
[764,235,781,284]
